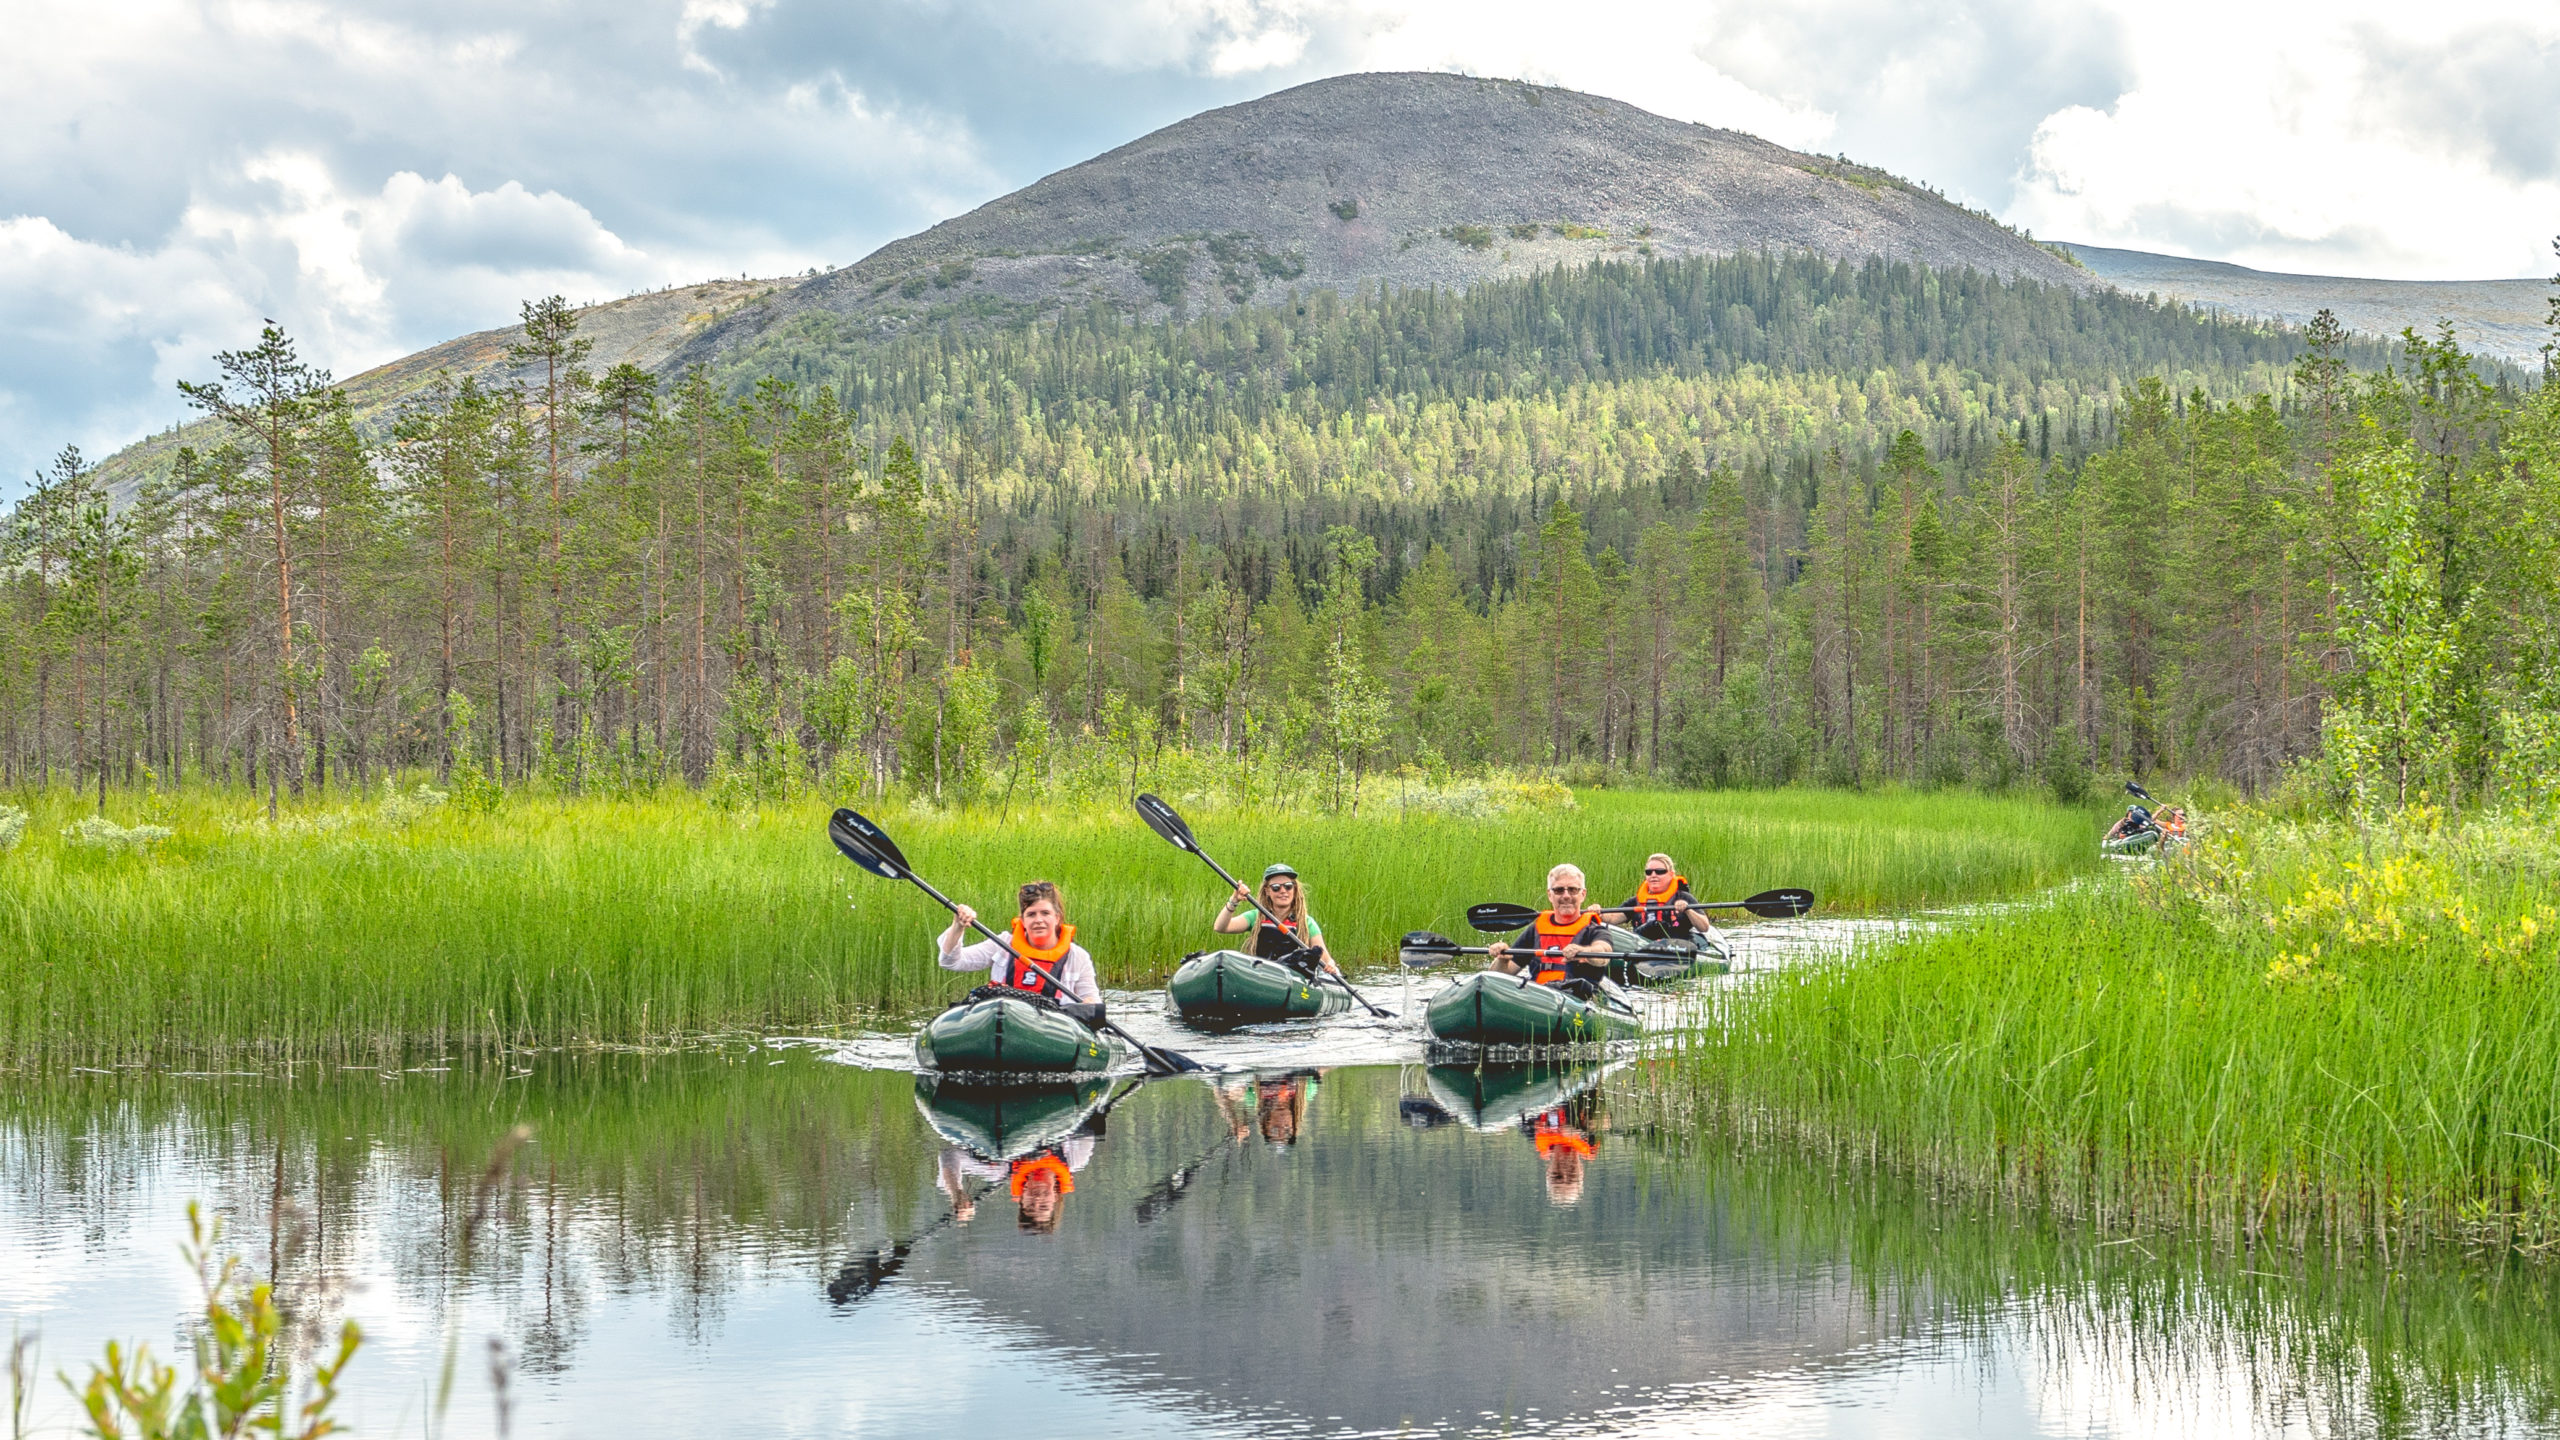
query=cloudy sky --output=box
[5,0,2556,493]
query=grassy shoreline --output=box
[1659,811,2560,1260]
[0,782,2098,1061]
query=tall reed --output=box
[0,783,2095,1060]
[1660,811,2560,1259]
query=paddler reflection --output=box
[915,1074,1116,1234]
[1418,1062,1619,1206]
[1524,1086,1607,1206]
[1213,1069,1321,1149]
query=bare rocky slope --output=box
[667,71,2089,370]
[2060,243,2549,368]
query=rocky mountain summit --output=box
[671,71,2087,369]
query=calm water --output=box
[7,945,2558,1438]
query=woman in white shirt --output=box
[936,880,1102,1004]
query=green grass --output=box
[1660,810,2560,1259]
[0,782,2098,1060]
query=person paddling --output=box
[1212,863,1341,978]
[1614,853,1719,945]
[1484,864,1613,988]
[938,881,1102,1004]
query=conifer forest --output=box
[4,251,2554,812]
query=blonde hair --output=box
[1645,853,1674,870]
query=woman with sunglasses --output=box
[1615,852,1715,943]
[1213,863,1341,978]
[1484,863,1615,987]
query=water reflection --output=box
[3,1053,2557,1438]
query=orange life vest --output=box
[1007,1151,1075,1199]
[1531,1115,1597,1158]
[1628,874,1690,930]
[1531,910,1597,985]
[1000,919,1077,998]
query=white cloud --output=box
[2004,0,2560,279]
[0,157,693,482]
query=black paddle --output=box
[1464,887,1817,934]
[1398,930,1695,982]
[1397,933,1642,1020]
[828,807,1204,1076]
[1133,792,1392,1019]
[2125,780,2155,804]
[826,1182,992,1304]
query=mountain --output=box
[93,73,2534,496]
[2060,243,2550,368]
[667,71,2090,372]
[91,276,790,496]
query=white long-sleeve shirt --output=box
[939,1135,1097,1187]
[937,934,1103,1004]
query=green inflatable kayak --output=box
[913,1073,1113,1159]
[1420,1061,1621,1130]
[1424,971,1642,1047]
[1165,948,1353,1027]
[914,992,1122,1075]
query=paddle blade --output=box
[1399,931,1459,969]
[829,808,909,879]
[2125,780,2154,802]
[1466,901,1537,933]
[825,1243,908,1304]
[1741,888,1816,919]
[1137,1043,1207,1076]
[1132,792,1199,854]
[1398,1096,1457,1129]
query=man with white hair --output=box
[1484,863,1614,987]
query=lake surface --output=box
[8,941,2557,1438]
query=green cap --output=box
[1262,863,1299,881]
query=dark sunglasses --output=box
[1549,884,1583,894]
[1643,867,1670,876]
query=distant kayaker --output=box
[1213,863,1341,977]
[938,881,1103,1004]
[1484,864,1614,986]
[1613,853,1718,944]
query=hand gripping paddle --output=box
[829,807,1202,1075]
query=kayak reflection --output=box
[830,1075,1125,1302]
[1412,1062,1617,1206]
[916,1074,1119,1234]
